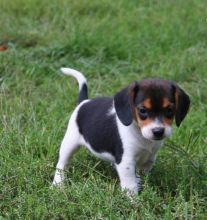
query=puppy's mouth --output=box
[140,132,165,142]
[143,135,165,142]
[151,136,165,141]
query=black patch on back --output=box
[78,83,88,104]
[77,97,123,164]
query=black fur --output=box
[114,82,139,126]
[174,86,190,127]
[76,80,190,165]
[78,83,88,104]
[135,81,175,116]
[133,80,190,126]
[77,97,123,164]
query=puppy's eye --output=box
[138,107,148,120]
[165,106,174,118]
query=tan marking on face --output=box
[138,117,153,128]
[131,106,139,123]
[133,107,153,128]
[162,98,170,108]
[175,90,179,111]
[143,98,151,109]
[163,118,173,126]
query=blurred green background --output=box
[0,0,206,219]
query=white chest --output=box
[116,118,163,166]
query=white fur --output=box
[107,105,116,116]
[53,102,165,195]
[60,67,87,92]
[53,100,116,186]
[141,119,172,140]
[53,100,89,186]
[114,114,163,194]
[83,140,116,163]
[52,74,169,195]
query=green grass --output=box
[0,0,207,219]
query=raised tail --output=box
[60,67,88,104]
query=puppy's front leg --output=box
[116,160,141,195]
[141,159,155,174]
[140,154,157,174]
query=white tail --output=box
[60,67,87,92]
[60,67,88,103]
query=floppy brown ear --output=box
[174,84,190,127]
[114,82,139,126]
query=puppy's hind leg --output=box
[52,118,80,187]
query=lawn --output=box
[0,0,207,219]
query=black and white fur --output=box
[52,68,189,195]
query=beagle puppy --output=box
[53,68,190,195]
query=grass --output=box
[0,0,207,219]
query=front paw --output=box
[121,176,142,196]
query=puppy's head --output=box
[114,79,190,141]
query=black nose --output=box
[152,127,165,139]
